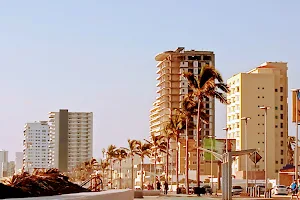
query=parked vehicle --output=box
[272,185,288,195]
[232,185,243,195]
[202,185,213,195]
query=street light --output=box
[241,117,251,192]
[207,135,216,191]
[259,106,270,198]
[292,89,299,181]
[222,127,230,197]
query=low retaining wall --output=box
[134,190,161,198]
[12,189,134,200]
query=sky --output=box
[0,0,299,161]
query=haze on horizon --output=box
[0,0,299,160]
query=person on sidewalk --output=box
[164,181,169,195]
[156,180,161,191]
[291,180,298,195]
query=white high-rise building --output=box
[23,121,50,172]
[48,109,93,172]
[0,150,8,177]
[15,152,23,174]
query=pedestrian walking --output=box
[164,181,169,195]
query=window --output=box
[281,159,284,164]
[258,87,260,89]
[281,132,284,137]
[275,125,278,128]
[275,89,278,92]
[281,123,283,128]
[206,103,210,108]
[280,105,283,110]
[281,114,284,119]
[258,114,260,116]
[280,96,283,101]
[262,87,264,89]
[281,141,283,146]
[281,150,284,155]
[280,87,283,92]
[275,116,278,119]
[258,96,260,98]
[275,106,278,110]
[276,161,278,164]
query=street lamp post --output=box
[259,106,270,198]
[207,135,216,192]
[292,89,299,181]
[241,117,251,192]
[223,127,230,197]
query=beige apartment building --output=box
[226,62,288,179]
[150,47,216,175]
[49,109,93,172]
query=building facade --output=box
[151,47,216,175]
[15,152,23,174]
[49,109,93,172]
[226,62,288,179]
[0,150,8,177]
[23,121,50,173]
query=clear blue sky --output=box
[1,0,299,161]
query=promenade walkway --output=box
[135,193,291,200]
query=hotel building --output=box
[226,62,288,179]
[23,121,50,173]
[150,47,216,174]
[49,109,93,172]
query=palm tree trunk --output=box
[131,157,134,189]
[176,134,179,190]
[166,138,169,184]
[141,158,144,190]
[102,168,105,190]
[110,160,113,189]
[154,152,157,189]
[119,160,122,189]
[196,98,201,187]
[185,118,189,194]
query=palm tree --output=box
[106,144,117,189]
[145,134,167,189]
[288,136,297,164]
[114,148,128,189]
[125,139,139,189]
[183,65,230,187]
[100,159,109,189]
[162,125,175,185]
[102,148,106,159]
[166,110,185,189]
[135,140,151,190]
[180,94,204,194]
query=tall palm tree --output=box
[100,159,109,189]
[288,136,297,164]
[135,140,151,190]
[102,148,106,159]
[162,125,175,185]
[183,65,230,187]
[106,144,117,189]
[114,148,128,189]
[145,134,167,189]
[125,139,139,189]
[166,110,185,189]
[180,94,205,194]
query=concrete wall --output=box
[12,190,133,200]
